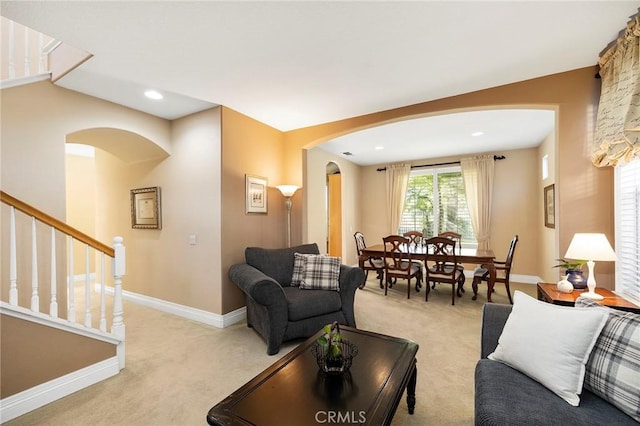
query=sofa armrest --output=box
[480,303,512,359]
[228,263,287,307]
[337,265,365,327]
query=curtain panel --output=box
[460,155,494,250]
[593,16,640,167]
[385,163,411,235]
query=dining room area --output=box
[304,140,549,300]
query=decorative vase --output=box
[566,269,586,289]
[557,275,573,293]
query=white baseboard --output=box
[99,285,246,328]
[0,357,120,423]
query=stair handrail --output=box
[0,190,114,257]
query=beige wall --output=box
[538,130,559,283]
[90,109,223,313]
[0,314,116,398]
[66,152,97,274]
[285,67,615,289]
[220,107,289,312]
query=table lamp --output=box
[276,185,300,247]
[564,233,617,300]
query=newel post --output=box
[111,236,126,337]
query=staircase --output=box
[0,191,126,422]
[1,16,92,89]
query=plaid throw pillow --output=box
[299,254,341,292]
[291,253,315,286]
[576,296,640,422]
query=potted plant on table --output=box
[553,258,587,289]
[312,322,358,375]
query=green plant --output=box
[317,322,343,359]
[552,258,586,270]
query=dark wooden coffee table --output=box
[206,326,419,425]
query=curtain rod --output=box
[376,155,506,172]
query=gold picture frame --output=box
[544,184,555,229]
[246,175,268,214]
[131,187,162,229]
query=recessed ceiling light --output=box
[144,90,163,100]
[375,146,384,150]
[471,131,484,136]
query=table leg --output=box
[486,263,497,303]
[406,362,417,415]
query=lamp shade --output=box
[564,233,617,261]
[276,185,300,197]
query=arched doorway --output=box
[326,162,341,257]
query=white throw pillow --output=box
[488,291,608,406]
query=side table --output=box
[537,282,640,313]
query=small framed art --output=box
[544,184,555,229]
[246,174,268,214]
[131,186,162,229]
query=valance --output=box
[592,17,640,167]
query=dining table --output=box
[361,243,498,302]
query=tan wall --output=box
[0,314,116,398]
[539,130,559,283]
[90,109,223,313]
[304,148,361,265]
[285,67,614,289]
[66,152,97,274]
[220,107,289,312]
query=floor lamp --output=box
[564,233,617,300]
[276,185,300,247]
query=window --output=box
[615,160,640,303]
[400,167,477,246]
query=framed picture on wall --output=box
[246,174,268,214]
[544,184,555,229]
[131,186,162,229]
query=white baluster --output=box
[84,244,91,327]
[38,32,46,73]
[111,237,125,339]
[50,227,58,318]
[30,217,39,312]
[8,20,15,79]
[23,26,30,77]
[99,253,107,332]
[9,207,18,305]
[68,236,76,322]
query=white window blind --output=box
[615,160,640,303]
[400,167,476,246]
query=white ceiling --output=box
[1,1,636,165]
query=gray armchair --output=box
[229,243,365,355]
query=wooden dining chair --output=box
[402,230,425,289]
[354,231,385,289]
[382,235,422,299]
[424,236,465,305]
[434,231,466,291]
[471,235,519,304]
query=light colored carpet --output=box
[6,277,537,426]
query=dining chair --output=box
[354,231,385,289]
[423,236,465,305]
[402,230,425,289]
[382,235,422,299]
[471,235,519,304]
[433,231,466,291]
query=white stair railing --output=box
[1,191,126,364]
[1,16,55,81]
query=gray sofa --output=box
[475,303,636,425]
[229,243,365,355]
